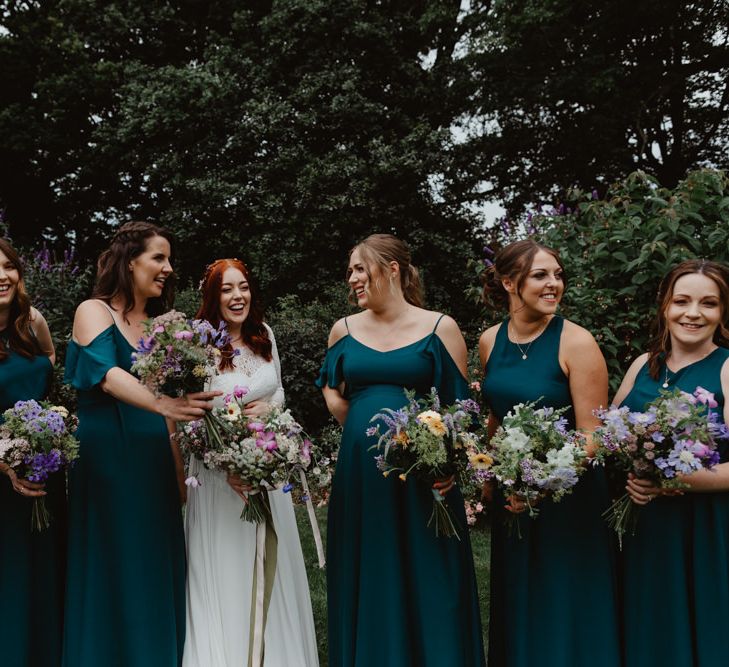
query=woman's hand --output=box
[626,473,682,505]
[433,474,456,496]
[1,466,47,498]
[242,400,271,418]
[504,494,533,514]
[227,473,253,502]
[157,390,222,422]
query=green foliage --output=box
[474,168,729,391]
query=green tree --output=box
[457,0,729,212]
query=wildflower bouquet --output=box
[190,389,314,523]
[131,310,233,396]
[368,388,481,538]
[594,386,725,546]
[0,400,79,531]
[481,401,588,531]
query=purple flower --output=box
[693,386,718,408]
[628,411,656,427]
[282,483,293,493]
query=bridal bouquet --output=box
[594,386,725,546]
[193,389,314,523]
[368,388,481,538]
[482,400,588,532]
[0,400,79,531]
[130,310,232,396]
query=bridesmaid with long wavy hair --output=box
[0,238,62,667]
[613,259,729,667]
[479,239,620,667]
[63,221,218,667]
[183,258,318,667]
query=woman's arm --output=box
[562,323,609,437]
[433,315,468,379]
[30,307,55,365]
[321,318,350,425]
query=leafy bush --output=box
[471,168,729,391]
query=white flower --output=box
[50,405,69,418]
[501,427,531,452]
[546,443,578,468]
[224,402,242,422]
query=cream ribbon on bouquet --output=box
[299,469,326,568]
[247,490,278,667]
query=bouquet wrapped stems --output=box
[428,489,459,538]
[241,488,274,524]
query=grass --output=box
[296,507,491,666]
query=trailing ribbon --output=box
[247,492,278,667]
[299,469,326,568]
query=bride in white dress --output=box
[182,258,319,667]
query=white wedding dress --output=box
[183,324,319,667]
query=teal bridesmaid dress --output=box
[481,316,620,667]
[63,324,186,667]
[316,318,485,667]
[0,328,64,667]
[620,347,729,667]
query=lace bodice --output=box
[207,323,285,408]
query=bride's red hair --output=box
[196,258,272,371]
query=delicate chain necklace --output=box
[662,349,714,389]
[509,318,549,360]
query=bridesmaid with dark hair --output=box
[63,221,219,667]
[613,259,729,667]
[0,238,63,667]
[317,234,484,667]
[479,239,620,667]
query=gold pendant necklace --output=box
[509,318,549,361]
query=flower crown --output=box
[198,258,244,292]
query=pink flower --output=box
[174,331,194,341]
[693,386,718,408]
[248,422,265,433]
[153,325,165,334]
[185,476,202,488]
[233,385,249,398]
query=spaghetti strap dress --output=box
[63,323,186,667]
[316,316,485,667]
[620,347,729,667]
[481,316,620,667]
[0,327,64,667]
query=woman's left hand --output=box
[433,474,456,496]
[243,400,271,417]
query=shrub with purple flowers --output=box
[368,388,482,538]
[594,386,726,546]
[0,400,79,531]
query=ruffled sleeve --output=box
[64,326,118,391]
[429,335,470,406]
[314,336,347,391]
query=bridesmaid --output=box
[0,238,63,667]
[63,222,219,667]
[613,259,729,667]
[183,258,318,667]
[316,234,484,667]
[479,239,620,667]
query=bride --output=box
[182,258,319,667]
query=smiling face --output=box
[129,235,173,301]
[504,249,564,316]
[219,266,251,331]
[0,248,20,309]
[665,272,722,351]
[347,246,397,309]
